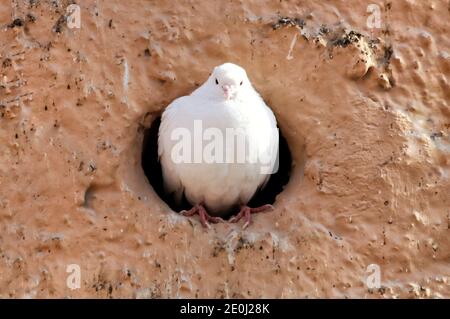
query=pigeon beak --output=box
[222,85,233,99]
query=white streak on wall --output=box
[286,33,298,60]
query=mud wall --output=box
[0,0,449,298]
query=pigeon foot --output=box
[229,204,274,229]
[181,204,225,228]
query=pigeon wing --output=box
[158,97,188,204]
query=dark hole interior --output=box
[141,116,292,219]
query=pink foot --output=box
[229,204,274,229]
[180,204,225,228]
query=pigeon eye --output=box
[240,81,243,86]
[215,78,219,85]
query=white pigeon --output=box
[158,62,279,228]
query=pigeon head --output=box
[209,63,249,100]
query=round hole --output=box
[141,116,292,220]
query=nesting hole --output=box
[142,116,292,219]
